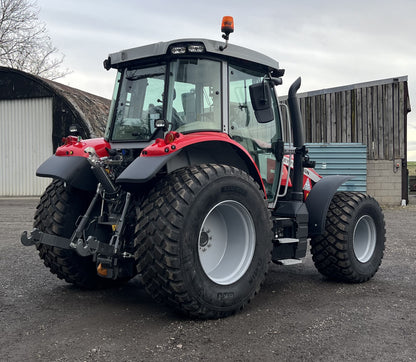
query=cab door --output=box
[228,64,284,205]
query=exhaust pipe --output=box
[287,77,305,202]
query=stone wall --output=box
[367,160,403,205]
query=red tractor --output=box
[22,17,385,319]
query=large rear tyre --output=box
[135,164,272,319]
[310,192,385,283]
[34,179,120,289]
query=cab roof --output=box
[106,38,280,74]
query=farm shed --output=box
[286,76,411,205]
[0,67,110,196]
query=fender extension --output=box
[306,175,353,236]
[36,155,97,191]
[116,152,177,185]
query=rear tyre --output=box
[34,179,120,289]
[310,191,385,283]
[134,164,272,319]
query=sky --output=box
[35,0,416,159]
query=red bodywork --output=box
[142,131,267,195]
[280,155,322,199]
[56,136,111,158]
[55,132,320,201]
[140,131,254,158]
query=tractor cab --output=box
[103,31,285,203]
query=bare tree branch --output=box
[0,0,71,79]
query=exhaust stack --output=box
[287,77,305,201]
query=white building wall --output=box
[0,98,53,196]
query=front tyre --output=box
[310,192,386,283]
[135,164,272,319]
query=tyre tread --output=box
[310,191,385,283]
[134,164,271,318]
[34,179,115,289]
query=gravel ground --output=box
[1,197,415,361]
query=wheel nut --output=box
[200,231,209,247]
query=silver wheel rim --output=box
[198,200,255,285]
[353,215,377,263]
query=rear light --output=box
[62,135,78,145]
[154,118,168,131]
[69,124,79,134]
[164,131,179,144]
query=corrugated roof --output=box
[0,66,110,138]
[43,79,110,138]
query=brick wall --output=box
[367,160,403,205]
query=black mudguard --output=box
[306,175,353,236]
[36,155,97,191]
[116,153,177,185]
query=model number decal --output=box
[217,292,234,300]
[221,185,245,194]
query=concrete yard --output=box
[1,198,415,361]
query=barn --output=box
[0,67,110,196]
[284,76,411,205]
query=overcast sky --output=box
[36,0,416,159]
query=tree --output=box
[0,0,70,80]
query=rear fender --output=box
[116,140,264,194]
[306,175,353,236]
[36,155,97,191]
[37,138,111,191]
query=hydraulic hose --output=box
[84,147,118,195]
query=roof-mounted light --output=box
[188,44,205,53]
[221,16,234,36]
[220,16,234,51]
[170,43,205,55]
[171,46,187,55]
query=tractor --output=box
[21,17,385,319]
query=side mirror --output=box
[249,83,274,123]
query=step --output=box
[278,238,299,244]
[277,259,303,266]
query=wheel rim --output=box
[198,200,256,285]
[353,215,377,263]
